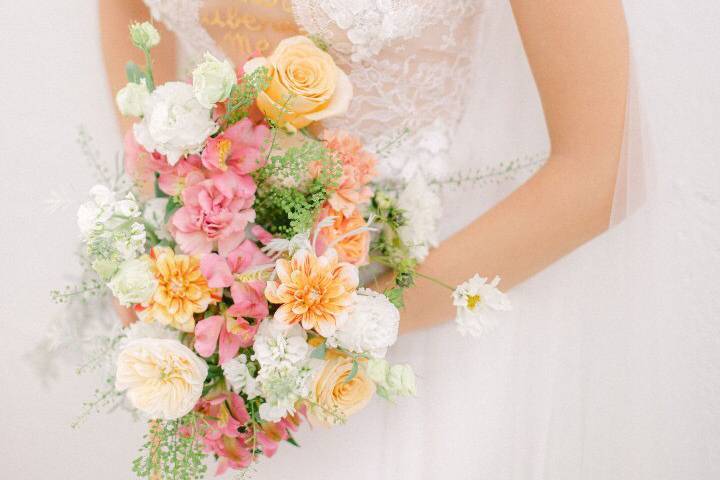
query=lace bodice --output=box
[143,0,489,180]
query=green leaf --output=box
[164,195,182,222]
[384,287,405,309]
[310,342,327,359]
[154,174,169,198]
[286,434,300,447]
[125,61,145,84]
[345,360,359,383]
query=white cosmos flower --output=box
[452,275,511,338]
[396,172,442,262]
[252,317,309,368]
[327,288,399,358]
[115,338,208,420]
[133,81,217,165]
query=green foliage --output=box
[253,139,342,238]
[125,61,146,85]
[132,414,208,480]
[72,374,124,429]
[51,279,104,304]
[224,67,270,126]
[383,287,405,309]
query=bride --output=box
[100,0,645,478]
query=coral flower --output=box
[320,130,377,216]
[264,248,358,337]
[316,205,371,266]
[137,247,219,332]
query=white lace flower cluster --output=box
[452,275,512,337]
[77,185,156,306]
[396,172,442,262]
[248,318,314,422]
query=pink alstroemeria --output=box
[201,118,269,175]
[250,224,274,245]
[171,170,256,256]
[157,154,205,196]
[194,309,260,365]
[192,392,254,473]
[201,239,273,289]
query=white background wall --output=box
[0,1,718,479]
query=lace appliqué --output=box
[144,0,486,180]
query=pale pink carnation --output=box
[170,171,256,256]
[321,130,378,216]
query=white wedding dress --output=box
[136,1,718,479]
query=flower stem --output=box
[414,271,454,291]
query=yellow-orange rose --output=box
[310,351,375,425]
[244,36,353,131]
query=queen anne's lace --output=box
[143,0,487,179]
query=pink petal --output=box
[228,393,250,424]
[250,225,274,245]
[200,254,234,288]
[194,315,224,358]
[218,326,243,365]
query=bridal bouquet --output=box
[59,22,511,478]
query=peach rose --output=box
[310,351,375,425]
[243,36,353,131]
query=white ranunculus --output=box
[452,274,511,338]
[115,82,150,117]
[115,338,207,420]
[108,258,157,307]
[192,52,237,108]
[133,82,217,165]
[396,172,442,262]
[252,317,309,368]
[222,354,260,399]
[327,288,399,358]
[129,21,160,50]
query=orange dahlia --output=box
[137,246,219,332]
[264,248,358,337]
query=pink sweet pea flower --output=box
[201,118,270,175]
[171,170,256,256]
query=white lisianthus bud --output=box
[129,22,160,50]
[192,52,237,108]
[108,258,157,307]
[386,364,416,396]
[365,358,416,399]
[115,81,150,117]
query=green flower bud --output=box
[129,22,160,50]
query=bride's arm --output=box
[394,0,629,332]
[99,0,177,132]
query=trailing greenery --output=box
[253,139,342,238]
[132,414,208,480]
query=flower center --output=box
[466,294,482,310]
[217,139,232,170]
